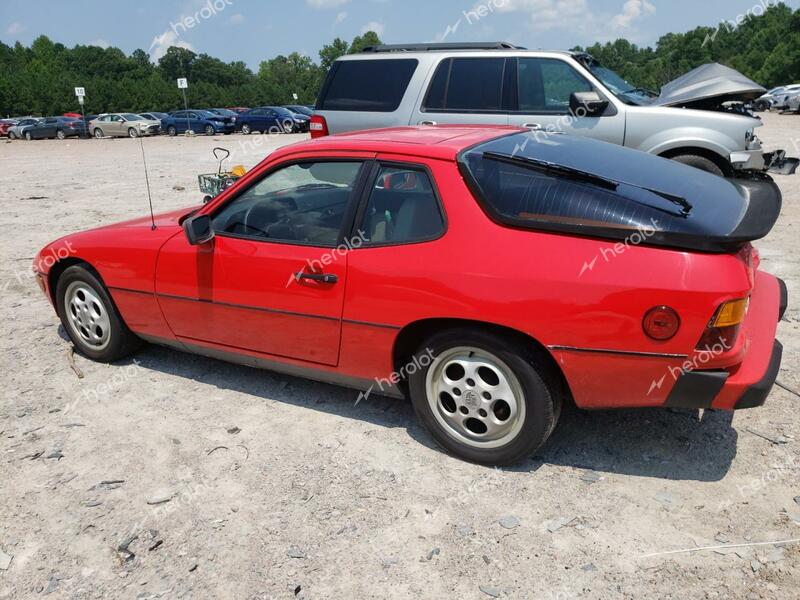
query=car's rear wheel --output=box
[56,265,142,362]
[56,130,66,140]
[167,126,177,136]
[94,128,104,139]
[241,123,251,135]
[408,329,560,465]
[205,125,215,136]
[8,131,16,140]
[24,131,32,141]
[128,127,138,138]
[670,154,724,176]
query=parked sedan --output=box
[161,110,236,136]
[237,106,309,134]
[90,113,161,138]
[21,116,88,140]
[33,126,785,465]
[7,117,41,140]
[0,119,18,137]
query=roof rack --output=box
[360,42,527,53]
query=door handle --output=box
[419,120,437,126]
[523,123,543,130]
[295,271,338,284]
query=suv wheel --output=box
[670,154,724,176]
[408,329,560,465]
[56,265,142,362]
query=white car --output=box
[754,84,800,111]
[89,113,161,138]
[786,90,800,113]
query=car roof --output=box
[272,125,523,161]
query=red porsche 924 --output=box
[34,126,786,464]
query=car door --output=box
[410,56,510,127]
[507,57,625,144]
[39,118,58,138]
[109,115,124,136]
[155,158,371,365]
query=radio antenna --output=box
[138,135,157,230]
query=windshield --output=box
[212,108,237,116]
[288,105,313,116]
[122,113,144,120]
[582,58,656,106]
[271,107,295,117]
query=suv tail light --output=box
[310,115,328,138]
[696,298,748,351]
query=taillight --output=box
[309,115,328,138]
[643,306,681,340]
[696,298,748,351]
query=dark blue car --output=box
[237,106,309,134]
[162,109,235,136]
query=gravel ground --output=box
[1,115,799,600]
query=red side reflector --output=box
[642,306,681,340]
[309,115,328,138]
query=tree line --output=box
[1,2,798,117]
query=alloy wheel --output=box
[64,281,112,351]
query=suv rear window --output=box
[318,59,418,112]
[424,58,508,112]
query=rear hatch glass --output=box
[317,59,418,112]
[458,131,781,253]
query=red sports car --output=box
[34,126,786,464]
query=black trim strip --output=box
[108,286,154,296]
[155,291,339,322]
[548,345,688,359]
[343,318,401,330]
[735,340,782,409]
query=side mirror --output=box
[183,214,215,245]
[570,91,609,116]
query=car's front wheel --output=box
[24,131,32,141]
[408,329,560,465]
[240,123,251,135]
[128,127,139,138]
[56,265,142,362]
[8,131,16,140]
[670,154,724,176]
[167,126,177,137]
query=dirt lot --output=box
[1,115,799,600]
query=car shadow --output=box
[81,337,737,483]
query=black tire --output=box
[408,328,561,465]
[56,129,66,140]
[128,127,138,138]
[24,131,32,141]
[55,265,143,362]
[167,126,177,137]
[94,128,104,139]
[670,154,725,176]
[240,123,251,135]
[8,131,16,140]
[205,125,215,136]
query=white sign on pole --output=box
[292,93,299,100]
[177,78,188,89]
[78,96,85,105]
[74,87,86,97]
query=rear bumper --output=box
[664,273,786,410]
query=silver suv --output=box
[313,42,797,177]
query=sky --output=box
[1,0,797,68]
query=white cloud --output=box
[148,30,195,62]
[333,11,348,26]
[229,13,245,25]
[361,20,385,36]
[306,0,350,8]
[611,0,656,29]
[6,22,25,36]
[90,39,110,49]
[490,0,593,33]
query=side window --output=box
[211,161,363,246]
[518,58,593,113]
[424,58,506,112]
[360,166,444,245]
[318,59,418,112]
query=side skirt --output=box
[137,333,406,400]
